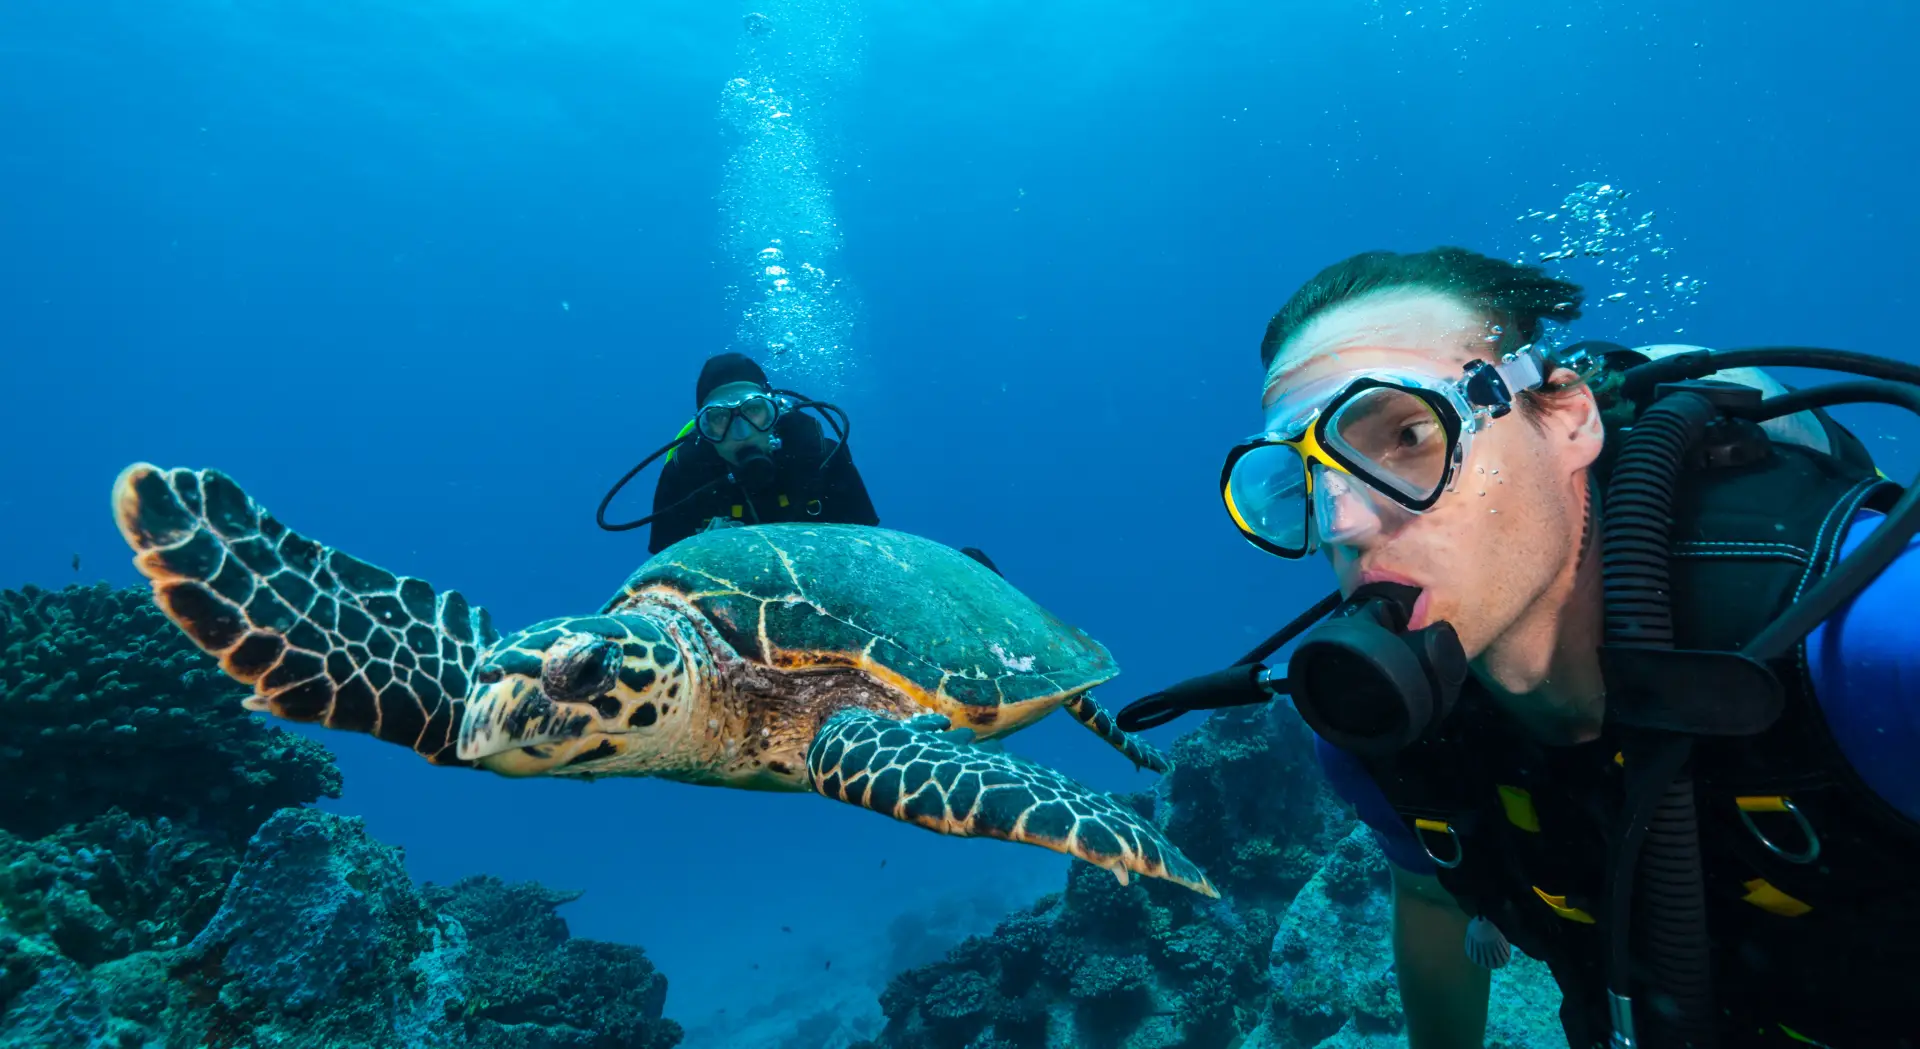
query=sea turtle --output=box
[110,463,1217,897]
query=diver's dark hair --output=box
[1258,246,1586,370]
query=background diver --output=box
[597,351,1001,574]
[1127,247,1920,1048]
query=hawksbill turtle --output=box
[110,464,1217,896]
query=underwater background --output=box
[2,0,1915,1046]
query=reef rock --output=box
[425,875,681,1049]
[1250,825,1561,1049]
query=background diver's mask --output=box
[696,390,782,443]
[698,390,784,490]
[1221,347,1548,559]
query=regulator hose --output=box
[1599,388,1720,1047]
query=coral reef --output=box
[857,703,1565,1049]
[0,584,340,842]
[425,876,680,1049]
[0,583,683,1049]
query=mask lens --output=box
[1324,387,1450,503]
[1310,463,1387,547]
[737,394,777,431]
[696,394,778,442]
[696,405,731,441]
[1225,443,1311,556]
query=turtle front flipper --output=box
[111,463,496,766]
[806,708,1218,898]
[1064,691,1170,774]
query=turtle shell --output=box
[601,524,1116,715]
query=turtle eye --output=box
[542,636,623,702]
[475,665,504,685]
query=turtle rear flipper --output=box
[806,708,1218,897]
[111,463,495,766]
[1064,691,1170,774]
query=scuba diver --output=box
[1119,248,1920,1048]
[597,352,879,552]
[597,352,1003,574]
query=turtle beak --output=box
[456,677,592,768]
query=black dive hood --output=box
[1113,581,1466,756]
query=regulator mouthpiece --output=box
[731,447,776,491]
[1288,581,1468,756]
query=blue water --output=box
[3,0,1916,1036]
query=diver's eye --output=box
[542,637,623,702]
[1395,419,1437,449]
[475,665,504,684]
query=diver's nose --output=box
[1310,464,1387,549]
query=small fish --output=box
[780,926,791,933]
[879,859,887,869]
[71,554,80,572]
[751,963,760,970]
[824,960,832,971]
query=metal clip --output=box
[1412,818,1463,869]
[1608,991,1637,1049]
[1736,796,1821,864]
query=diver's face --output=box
[702,381,775,465]
[1264,289,1601,659]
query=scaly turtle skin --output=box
[111,463,1213,897]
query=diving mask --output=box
[1223,347,1547,558]
[697,391,782,442]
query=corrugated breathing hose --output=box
[1599,388,1719,1048]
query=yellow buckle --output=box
[1531,886,1596,924]
[1496,785,1540,832]
[1740,878,1812,917]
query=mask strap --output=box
[1494,346,1547,393]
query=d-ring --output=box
[1413,818,1464,869]
[1736,796,1821,865]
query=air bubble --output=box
[1509,181,1705,342]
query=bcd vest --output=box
[1362,430,1920,1047]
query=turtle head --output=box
[455,613,688,777]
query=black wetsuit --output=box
[646,411,879,554]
